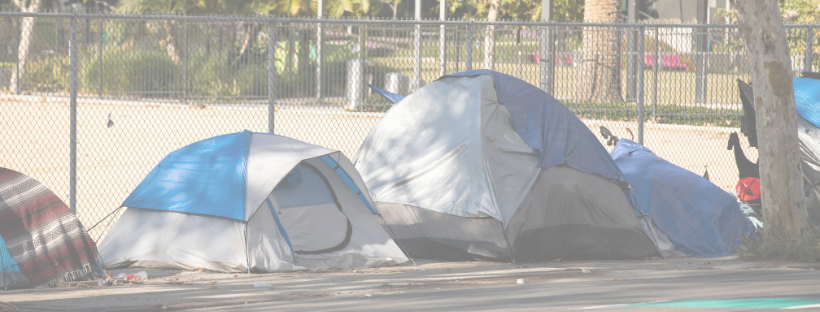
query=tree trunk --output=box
[573,0,622,103]
[9,0,42,94]
[736,0,809,242]
[484,0,499,70]
[236,24,259,64]
[228,24,237,61]
[163,20,183,65]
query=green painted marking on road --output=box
[606,299,820,309]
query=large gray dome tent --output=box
[355,70,660,261]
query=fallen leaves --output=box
[165,278,195,286]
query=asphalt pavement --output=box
[2,257,819,312]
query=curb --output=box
[47,295,289,312]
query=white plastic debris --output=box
[365,294,372,298]
[135,271,148,281]
[516,279,524,284]
[581,269,591,274]
[254,282,272,288]
[386,257,393,261]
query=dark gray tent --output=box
[355,70,660,261]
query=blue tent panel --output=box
[440,70,626,183]
[0,233,22,274]
[266,198,295,262]
[368,84,405,104]
[794,78,820,128]
[611,139,754,257]
[321,155,378,214]
[123,131,251,220]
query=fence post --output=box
[98,18,102,99]
[15,17,20,95]
[638,26,645,145]
[360,23,367,110]
[412,1,422,91]
[626,27,637,102]
[626,0,637,102]
[455,26,460,72]
[653,26,658,121]
[268,21,275,134]
[317,1,323,100]
[439,1,446,77]
[182,19,187,105]
[69,16,78,215]
[540,0,554,95]
[465,21,473,71]
[805,27,814,73]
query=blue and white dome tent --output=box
[99,131,407,272]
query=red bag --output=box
[736,177,761,202]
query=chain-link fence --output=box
[1,11,818,242]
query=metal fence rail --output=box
[0,11,817,241]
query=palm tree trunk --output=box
[163,20,183,65]
[484,0,499,70]
[237,24,259,63]
[573,0,622,103]
[9,0,42,94]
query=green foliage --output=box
[24,53,70,90]
[780,0,820,24]
[81,50,179,95]
[447,0,582,21]
[118,0,260,14]
[567,100,741,128]
[547,0,584,22]
[186,52,268,97]
[77,42,400,100]
[738,231,820,263]
[117,0,382,18]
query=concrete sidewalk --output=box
[1,257,818,311]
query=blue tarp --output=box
[368,84,405,104]
[0,233,21,273]
[442,70,626,182]
[123,131,251,220]
[794,77,820,127]
[611,139,754,257]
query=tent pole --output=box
[378,215,415,266]
[245,223,251,274]
[1,242,5,290]
[629,188,663,258]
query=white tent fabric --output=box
[100,131,407,272]
[356,75,540,224]
[245,133,337,220]
[101,209,249,272]
[247,201,304,272]
[354,70,659,261]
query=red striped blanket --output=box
[0,168,104,288]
